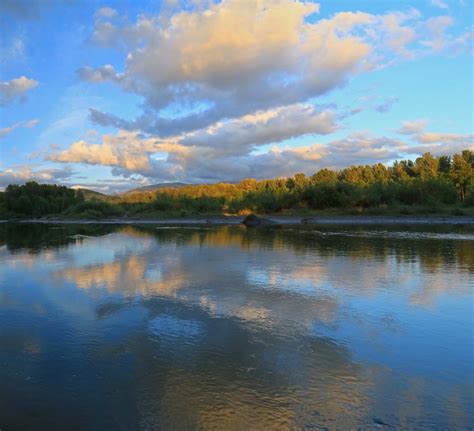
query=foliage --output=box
[0,151,472,218]
[0,182,83,217]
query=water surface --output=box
[0,223,473,430]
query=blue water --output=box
[0,223,473,430]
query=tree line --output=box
[0,150,472,218]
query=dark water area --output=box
[0,223,473,430]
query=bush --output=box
[63,200,124,218]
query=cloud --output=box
[408,140,474,156]
[80,2,418,135]
[396,119,473,154]
[48,115,473,185]
[178,104,338,156]
[77,65,119,83]
[95,7,117,19]
[79,1,469,138]
[420,16,454,51]
[47,103,338,173]
[47,127,406,184]
[430,0,448,9]
[415,132,473,145]
[396,119,430,135]
[0,119,39,139]
[0,165,75,189]
[47,130,159,172]
[374,96,399,113]
[69,177,150,194]
[0,76,38,105]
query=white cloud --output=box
[46,127,407,183]
[0,165,75,189]
[95,7,118,19]
[46,114,473,184]
[421,16,454,51]
[37,1,472,187]
[77,65,119,83]
[46,103,338,172]
[396,119,473,154]
[430,0,448,9]
[0,76,38,105]
[80,2,422,136]
[397,119,430,135]
[79,1,470,138]
[0,118,39,139]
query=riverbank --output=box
[8,214,474,225]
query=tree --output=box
[437,155,451,174]
[311,168,337,184]
[415,153,438,179]
[286,173,307,191]
[450,153,472,202]
[462,149,473,167]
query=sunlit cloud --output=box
[0,165,75,189]
[0,76,38,105]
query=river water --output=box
[0,223,473,430]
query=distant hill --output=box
[75,188,110,201]
[125,182,187,194]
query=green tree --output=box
[437,155,451,174]
[450,153,472,202]
[311,168,337,184]
[415,153,438,179]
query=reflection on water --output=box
[0,223,473,430]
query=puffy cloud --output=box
[408,132,474,156]
[46,127,405,184]
[396,119,429,135]
[0,165,75,189]
[0,118,39,139]
[408,140,473,156]
[49,118,472,185]
[41,1,472,187]
[0,76,38,105]
[178,104,338,156]
[77,65,119,83]
[80,1,423,135]
[396,119,473,155]
[415,132,473,145]
[47,103,337,175]
[80,1,469,137]
[47,130,158,171]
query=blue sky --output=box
[0,0,472,192]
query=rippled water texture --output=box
[0,223,473,430]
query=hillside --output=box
[124,182,187,194]
[76,188,110,201]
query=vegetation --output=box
[0,183,85,218]
[0,150,472,219]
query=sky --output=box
[0,0,473,193]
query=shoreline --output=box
[4,215,474,226]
